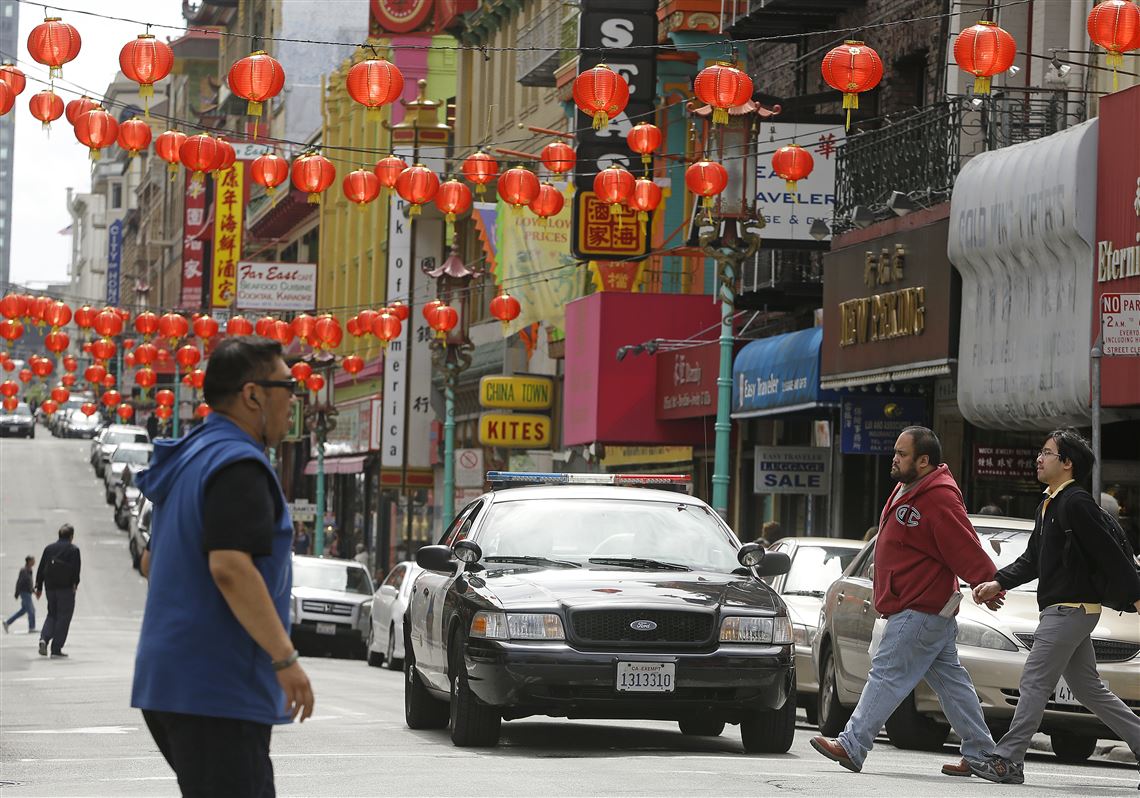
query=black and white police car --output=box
[403,472,795,751]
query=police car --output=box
[403,472,795,751]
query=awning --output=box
[304,455,367,476]
[820,359,953,390]
[732,327,839,419]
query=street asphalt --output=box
[1,434,1137,796]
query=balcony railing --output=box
[516,3,570,88]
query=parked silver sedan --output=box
[366,561,420,669]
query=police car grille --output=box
[570,609,714,647]
[1015,634,1139,663]
[301,600,353,617]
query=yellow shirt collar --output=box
[1043,479,1075,500]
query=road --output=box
[1,434,1137,796]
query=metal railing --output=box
[516,3,568,87]
[740,250,823,293]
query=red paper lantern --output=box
[292,313,317,340]
[685,160,729,211]
[342,354,365,376]
[195,402,212,418]
[64,95,97,126]
[693,62,754,125]
[119,34,174,99]
[29,90,64,130]
[175,344,201,370]
[154,129,186,177]
[422,299,444,322]
[0,360,11,373]
[18,368,33,383]
[573,64,630,130]
[228,50,285,116]
[227,315,254,336]
[251,152,290,194]
[529,183,565,219]
[132,311,157,337]
[134,342,158,366]
[213,139,236,173]
[954,21,1017,96]
[254,316,277,337]
[80,401,97,417]
[291,362,313,382]
[102,374,117,391]
[771,144,815,193]
[45,330,69,353]
[461,151,498,196]
[0,82,11,117]
[158,312,189,344]
[44,300,71,328]
[395,164,440,216]
[628,177,662,222]
[102,389,122,408]
[343,169,381,207]
[313,315,343,350]
[346,58,404,118]
[117,118,152,157]
[388,301,410,322]
[1088,1,1140,88]
[61,373,77,388]
[155,389,175,407]
[180,134,221,185]
[91,339,117,361]
[74,107,120,160]
[84,364,106,384]
[355,309,378,333]
[30,357,53,378]
[125,352,138,367]
[489,292,521,327]
[0,380,17,397]
[374,154,408,188]
[428,304,459,338]
[154,406,172,421]
[193,315,219,340]
[93,307,124,337]
[186,368,206,390]
[540,142,576,174]
[73,304,96,329]
[117,404,134,421]
[0,62,25,96]
[305,374,325,393]
[28,17,82,79]
[271,320,295,346]
[821,41,883,129]
[51,385,70,404]
[1,294,27,319]
[593,164,635,216]
[134,367,157,389]
[292,153,336,203]
[1,397,16,411]
[497,166,540,209]
[41,399,59,416]
[627,123,662,166]
[62,355,78,373]
[372,310,402,347]
[434,179,473,222]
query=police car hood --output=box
[475,568,781,613]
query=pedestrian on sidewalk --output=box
[353,543,369,566]
[970,429,1140,786]
[811,426,1002,777]
[34,524,81,658]
[3,556,37,634]
[132,336,313,798]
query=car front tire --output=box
[817,646,852,737]
[740,693,795,753]
[385,624,402,671]
[884,691,950,751]
[1050,731,1096,763]
[403,629,448,730]
[449,631,501,747]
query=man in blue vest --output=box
[133,336,313,797]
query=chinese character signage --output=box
[840,395,928,455]
[211,163,245,307]
[236,261,317,311]
[574,193,647,259]
[972,445,1038,482]
[755,122,844,244]
[106,219,123,306]
[589,260,645,292]
[181,176,211,309]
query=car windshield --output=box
[975,529,1037,592]
[783,545,861,595]
[475,498,740,572]
[3,403,31,416]
[112,448,151,465]
[106,430,147,445]
[293,560,373,595]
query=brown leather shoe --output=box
[810,736,861,773]
[942,758,972,777]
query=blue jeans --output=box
[837,608,995,769]
[6,591,35,631]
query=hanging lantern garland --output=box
[27,17,82,79]
[180,134,221,185]
[374,154,408,189]
[489,292,521,331]
[685,160,729,218]
[953,21,1017,96]
[214,139,237,173]
[227,315,255,336]
[573,64,630,130]
[693,62,754,125]
[0,82,11,117]
[628,177,662,223]
[228,50,286,117]
[343,168,381,208]
[497,166,540,211]
[821,41,883,129]
[119,33,174,110]
[28,90,64,131]
[395,163,440,216]
[372,309,401,348]
[0,63,25,97]
[593,164,635,217]
[154,129,187,178]
[627,122,662,167]
[1087,1,1140,90]
[771,144,815,193]
[345,58,404,119]
[251,152,290,194]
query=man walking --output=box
[811,426,1000,775]
[971,429,1140,785]
[35,525,80,658]
[3,556,36,634]
[133,336,313,798]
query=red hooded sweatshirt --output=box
[873,464,997,616]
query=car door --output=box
[375,564,405,649]
[832,541,876,693]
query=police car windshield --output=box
[293,560,373,595]
[477,498,740,573]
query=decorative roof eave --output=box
[689,99,783,119]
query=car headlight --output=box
[470,611,565,640]
[720,615,792,644]
[956,620,1017,652]
[792,622,816,647]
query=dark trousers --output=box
[143,709,275,798]
[5,591,35,630]
[40,588,75,654]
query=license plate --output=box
[315,622,336,636]
[616,661,675,693]
[1052,675,1107,706]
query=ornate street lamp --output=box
[302,357,337,555]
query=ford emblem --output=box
[630,619,658,631]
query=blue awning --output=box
[732,327,839,418]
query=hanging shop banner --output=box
[972,445,1038,483]
[753,446,830,495]
[733,327,839,418]
[210,163,245,308]
[571,0,655,260]
[105,219,123,306]
[478,413,552,448]
[181,176,211,309]
[840,394,928,455]
[755,122,844,245]
[590,260,646,292]
[479,375,553,410]
[656,341,718,420]
[381,163,413,471]
[235,261,317,311]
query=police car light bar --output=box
[486,472,692,489]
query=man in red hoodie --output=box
[812,426,1000,775]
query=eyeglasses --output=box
[251,379,298,392]
[1037,449,1061,460]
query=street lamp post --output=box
[304,360,337,555]
[693,98,763,521]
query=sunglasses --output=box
[251,379,298,392]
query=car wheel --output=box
[740,693,795,754]
[366,626,383,667]
[115,506,129,531]
[130,538,141,571]
[802,700,819,726]
[449,631,501,747]
[884,691,950,751]
[403,637,448,730]
[679,718,725,737]
[818,646,852,737]
[1050,731,1096,763]
[385,624,402,671]
[105,487,115,505]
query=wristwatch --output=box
[272,650,300,671]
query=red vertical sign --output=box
[181,178,212,310]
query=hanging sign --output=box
[1101,293,1140,356]
[236,261,317,311]
[211,163,245,307]
[479,375,553,410]
[753,446,830,495]
[478,413,552,448]
[106,219,123,306]
[181,175,211,309]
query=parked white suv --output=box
[290,556,374,659]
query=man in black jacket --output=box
[971,429,1140,785]
[3,556,36,633]
[35,524,81,658]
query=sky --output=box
[8,0,187,289]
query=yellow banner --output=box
[211,163,244,307]
[495,184,581,335]
[478,413,552,448]
[479,375,553,410]
[601,445,693,467]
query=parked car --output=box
[761,537,864,724]
[812,514,1140,762]
[290,556,375,658]
[404,472,794,751]
[0,401,35,438]
[366,561,420,669]
[128,497,152,571]
[91,425,149,477]
[103,443,154,504]
[63,408,101,439]
[112,466,146,530]
[49,398,92,437]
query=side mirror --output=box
[453,539,482,564]
[737,542,765,568]
[416,545,458,574]
[867,562,875,581]
[737,543,791,578]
